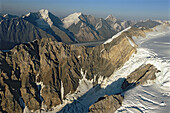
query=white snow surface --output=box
[39,9,53,27]
[104,26,131,44]
[115,25,170,113]
[61,81,64,100]
[126,36,135,47]
[62,12,82,28]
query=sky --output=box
[0,0,170,20]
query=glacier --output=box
[116,25,170,113]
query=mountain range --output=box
[0,9,162,50]
[0,9,169,113]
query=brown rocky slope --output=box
[0,27,150,112]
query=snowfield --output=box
[116,25,170,113]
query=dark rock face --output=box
[88,64,159,113]
[0,27,137,112]
[0,14,18,21]
[0,17,54,50]
[88,94,123,113]
[121,64,159,90]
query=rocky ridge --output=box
[0,9,162,51]
[0,26,150,112]
[0,17,54,50]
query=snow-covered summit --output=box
[104,26,131,44]
[38,9,53,26]
[62,12,82,28]
[23,9,54,28]
[105,14,117,22]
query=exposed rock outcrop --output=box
[121,64,159,90]
[88,94,123,113]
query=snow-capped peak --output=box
[62,12,82,28]
[37,9,53,27]
[3,14,8,17]
[25,13,30,17]
[39,9,49,17]
[105,14,118,24]
[105,14,116,20]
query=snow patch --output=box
[23,106,30,113]
[16,21,19,26]
[35,74,45,101]
[95,19,102,30]
[26,13,30,17]
[104,26,131,44]
[61,81,64,100]
[3,14,8,17]
[100,48,105,53]
[39,9,53,26]
[126,36,135,47]
[62,12,82,28]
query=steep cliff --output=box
[0,26,139,112]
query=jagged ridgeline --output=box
[1,9,160,50]
[0,26,153,112]
[0,9,163,112]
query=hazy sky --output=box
[1,0,169,20]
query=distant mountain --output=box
[63,13,135,41]
[0,17,54,50]
[0,14,18,21]
[133,19,161,28]
[62,13,103,42]
[0,9,165,50]
[95,18,116,39]
[105,14,134,32]
[23,9,76,42]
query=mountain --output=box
[63,13,135,42]
[0,26,145,112]
[62,13,103,42]
[0,9,169,113]
[0,10,135,50]
[105,14,134,32]
[95,18,116,39]
[0,14,18,21]
[133,19,161,28]
[23,9,76,42]
[0,17,54,50]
